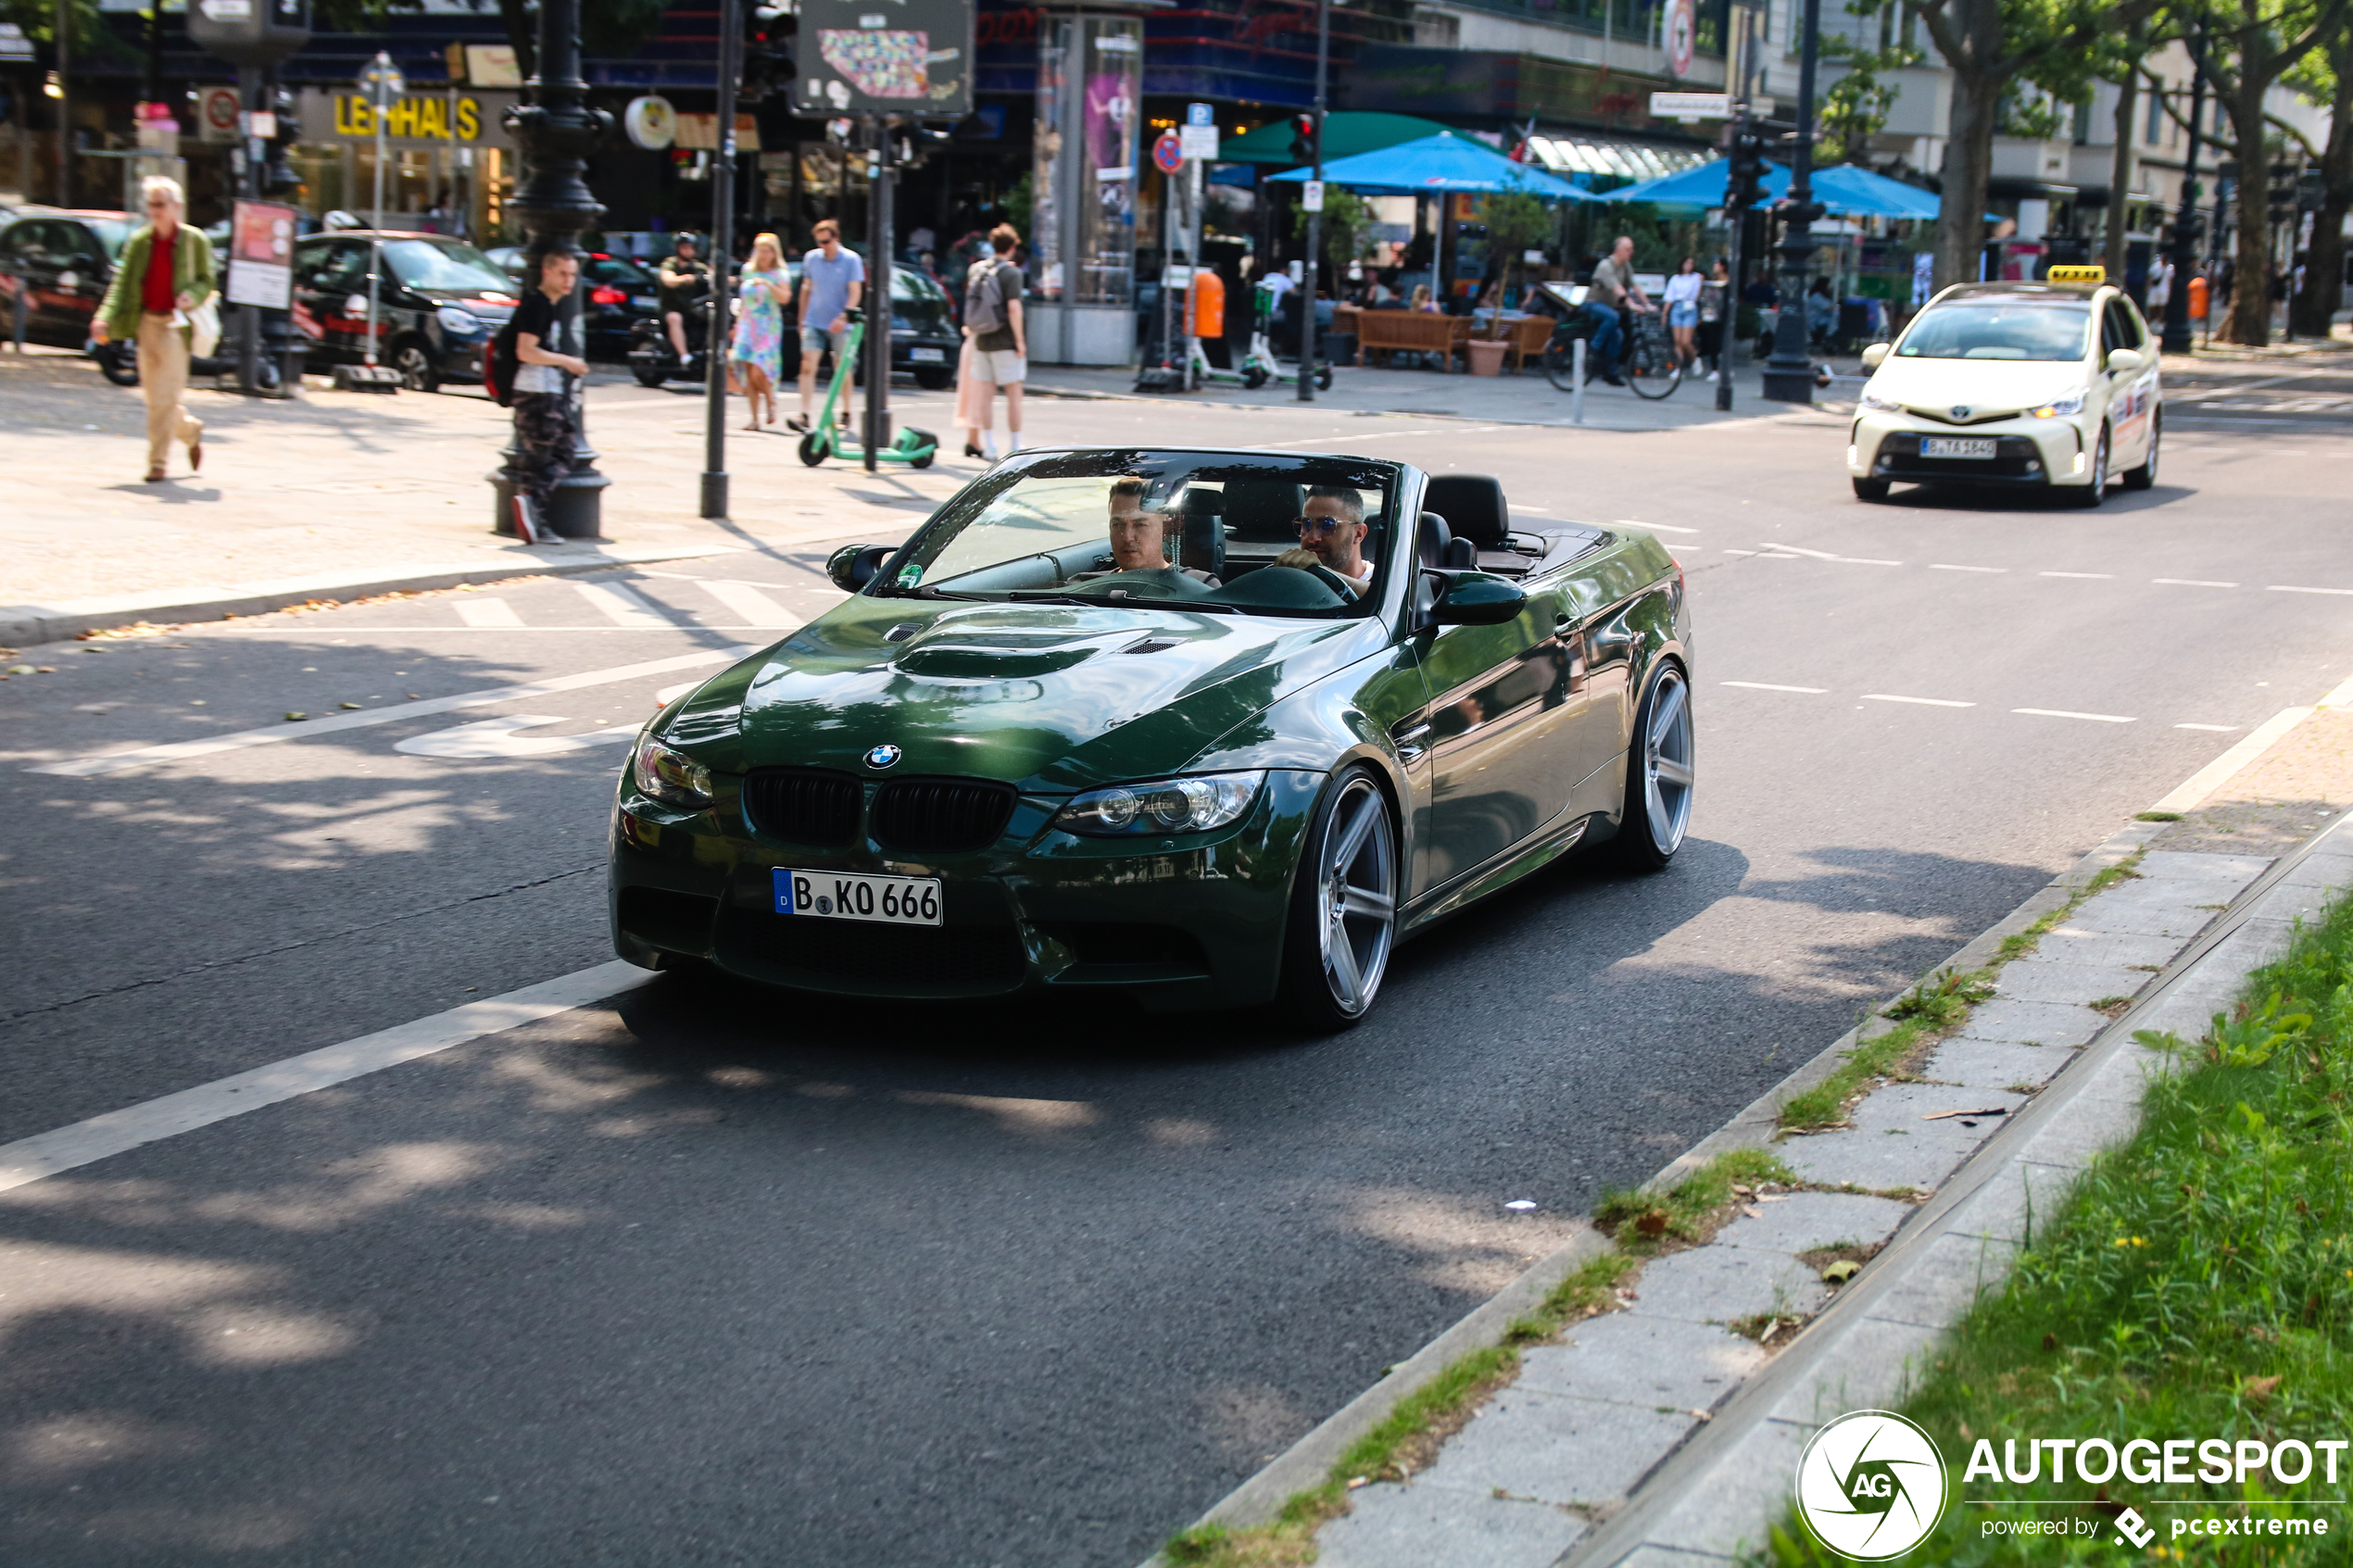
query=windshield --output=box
[82,219,132,259]
[584,255,654,288]
[1897,303,2091,361]
[878,450,1397,620]
[892,267,952,333]
[384,238,515,294]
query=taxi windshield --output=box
[875,451,1396,619]
[1897,303,2091,361]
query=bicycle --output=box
[1538,305,1682,400]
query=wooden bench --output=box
[1352,310,1468,370]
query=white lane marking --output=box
[1509,505,1551,514]
[2150,706,2318,812]
[1616,520,1703,535]
[697,580,803,629]
[2154,578,2239,587]
[1862,693,1975,708]
[1755,543,1837,559]
[2175,722,2239,732]
[1238,431,1440,449]
[453,596,524,628]
[1930,563,2007,572]
[26,647,754,778]
[2322,672,2353,709]
[1722,681,1828,694]
[2268,584,2353,596]
[1720,548,1761,557]
[0,962,657,1194]
[573,581,673,628]
[2039,571,2115,580]
[654,679,702,704]
[2013,708,2135,723]
[393,715,636,759]
[1755,543,1903,567]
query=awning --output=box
[1517,134,1711,183]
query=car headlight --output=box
[632,734,713,808]
[1054,771,1265,836]
[435,305,484,333]
[1858,388,1902,412]
[2028,390,2086,418]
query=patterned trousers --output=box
[510,392,579,506]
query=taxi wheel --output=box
[1852,477,1890,502]
[2071,425,2110,508]
[2121,412,2159,490]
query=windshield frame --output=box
[871,448,1408,622]
[1894,300,2093,363]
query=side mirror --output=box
[1428,571,1528,627]
[2106,347,2145,375]
[827,543,895,593]
[1859,342,1892,370]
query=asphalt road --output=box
[2,376,2349,1566]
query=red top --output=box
[143,227,177,314]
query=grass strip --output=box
[1750,882,2353,1565]
[1163,1154,1800,1567]
[1776,854,2146,1131]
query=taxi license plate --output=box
[774,867,941,925]
[910,346,946,362]
[1921,437,1996,459]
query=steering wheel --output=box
[1301,561,1360,600]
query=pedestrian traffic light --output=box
[1726,128,1767,210]
[741,1,799,105]
[1289,113,1318,169]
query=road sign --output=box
[1152,130,1184,175]
[1303,180,1325,213]
[198,86,243,144]
[1180,102,1218,161]
[1663,0,1695,79]
[1650,92,1730,119]
[793,0,974,120]
[359,55,405,107]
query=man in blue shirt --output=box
[791,218,865,433]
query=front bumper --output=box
[1848,411,2093,487]
[609,768,1326,1010]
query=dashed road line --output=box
[2013,707,2134,723]
[2154,578,2239,587]
[1721,681,1828,694]
[2175,722,2239,732]
[2270,584,2353,596]
[1862,693,1975,708]
[1929,563,2007,573]
[2038,571,2115,580]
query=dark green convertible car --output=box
[610,447,1692,1027]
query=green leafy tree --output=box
[1818,33,1925,165]
[1290,183,1374,285]
[1476,187,1553,336]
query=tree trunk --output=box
[2223,74,2272,345]
[1938,67,2000,290]
[2292,65,2350,337]
[2105,62,2138,283]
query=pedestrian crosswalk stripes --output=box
[454,596,525,628]
[695,580,802,629]
[572,581,671,628]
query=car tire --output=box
[390,338,439,394]
[631,365,670,389]
[1610,659,1694,872]
[914,367,952,391]
[2120,410,2159,490]
[1277,766,1398,1031]
[1852,477,1891,502]
[2071,424,2109,508]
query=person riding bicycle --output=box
[1582,235,1656,387]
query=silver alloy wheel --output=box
[2082,426,2108,504]
[1641,666,1694,855]
[1317,777,1396,1017]
[2142,420,2158,483]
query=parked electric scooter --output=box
[793,309,938,469]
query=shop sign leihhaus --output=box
[297,85,519,150]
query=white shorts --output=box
[972,348,1026,385]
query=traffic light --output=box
[741,1,799,105]
[1289,113,1318,169]
[1725,127,1767,210]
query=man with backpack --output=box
[962,224,1026,460]
[504,250,588,544]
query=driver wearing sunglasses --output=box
[1273,485,1372,596]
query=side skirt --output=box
[1400,813,1592,936]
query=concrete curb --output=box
[0,542,746,651]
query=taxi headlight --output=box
[632,734,712,808]
[1056,772,1265,836]
[1858,389,1902,413]
[2029,389,2086,418]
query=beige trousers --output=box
[135,311,202,471]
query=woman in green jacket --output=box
[93,175,216,482]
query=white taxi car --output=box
[1848,270,2160,507]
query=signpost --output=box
[359,52,403,374]
[1648,91,1730,119]
[1179,101,1218,162]
[187,0,312,395]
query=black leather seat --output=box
[1423,474,1511,549]
[1177,488,1227,581]
[1417,510,1478,571]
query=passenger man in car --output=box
[1274,485,1373,595]
[1070,477,1219,586]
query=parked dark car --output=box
[292,232,520,391]
[485,246,661,359]
[0,208,137,354]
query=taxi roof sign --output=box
[2045,264,2105,283]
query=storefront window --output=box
[1035,11,1139,307]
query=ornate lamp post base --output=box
[487,467,613,541]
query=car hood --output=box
[664,594,1387,792]
[1866,356,2088,411]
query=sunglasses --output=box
[1293,516,1350,535]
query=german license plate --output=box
[1921,436,1996,459]
[632,296,657,308]
[910,346,946,362]
[774,867,941,925]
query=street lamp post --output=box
[360,51,400,371]
[1759,0,1821,405]
[2159,34,2207,356]
[491,0,613,539]
[702,0,741,520]
[1295,0,1327,403]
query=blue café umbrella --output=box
[1600,158,1791,208]
[1604,159,1946,220]
[1267,132,1602,200]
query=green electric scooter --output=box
[794,309,938,469]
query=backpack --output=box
[964,257,1014,336]
[483,316,522,407]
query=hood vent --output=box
[884,622,923,643]
[1123,638,1180,655]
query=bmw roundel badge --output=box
[864,744,903,771]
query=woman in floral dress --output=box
[728,232,794,430]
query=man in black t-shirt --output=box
[509,251,589,544]
[656,234,709,360]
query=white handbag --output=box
[188,295,221,358]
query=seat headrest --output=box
[1179,489,1226,580]
[1416,510,1453,571]
[1424,473,1510,547]
[1440,535,1477,571]
[1222,480,1305,543]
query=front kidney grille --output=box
[743,767,862,845]
[871,778,1018,853]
